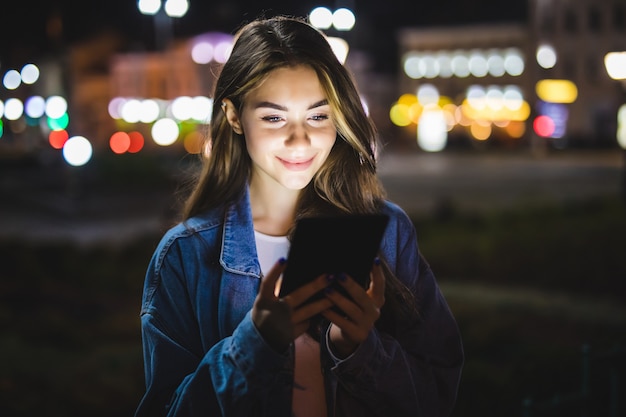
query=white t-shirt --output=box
[253,230,327,416]
[254,230,290,276]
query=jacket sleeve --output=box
[324,209,464,417]
[135,240,293,417]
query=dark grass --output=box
[1,197,625,416]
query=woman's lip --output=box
[277,156,314,171]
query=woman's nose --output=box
[286,124,310,147]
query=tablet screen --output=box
[279,213,389,298]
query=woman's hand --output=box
[252,258,333,352]
[321,259,385,358]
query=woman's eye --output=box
[261,115,283,123]
[310,114,329,122]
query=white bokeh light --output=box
[171,96,194,121]
[214,41,233,63]
[191,96,213,122]
[121,99,142,123]
[20,64,40,84]
[504,48,525,76]
[108,97,126,119]
[418,109,448,152]
[3,70,21,90]
[152,118,179,145]
[327,37,349,64]
[139,99,161,123]
[536,44,557,69]
[4,98,24,120]
[332,8,355,31]
[138,0,161,15]
[191,41,214,64]
[45,96,68,119]
[25,96,46,118]
[309,7,333,29]
[164,0,189,18]
[63,136,93,166]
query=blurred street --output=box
[1,148,623,245]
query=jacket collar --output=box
[220,186,262,278]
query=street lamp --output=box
[138,0,189,50]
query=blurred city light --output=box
[4,98,23,120]
[190,33,234,64]
[62,136,93,166]
[535,79,578,103]
[152,118,179,145]
[47,113,69,130]
[110,132,132,154]
[191,42,214,64]
[309,7,333,29]
[164,0,189,18]
[418,109,447,151]
[49,130,69,149]
[604,52,626,80]
[45,96,68,119]
[535,101,568,138]
[403,48,525,80]
[326,37,349,64]
[139,0,188,17]
[332,8,356,31]
[25,96,46,118]
[3,70,21,90]
[536,44,557,69]
[534,115,556,138]
[309,7,355,31]
[617,104,626,149]
[20,64,40,84]
[138,0,162,15]
[128,131,145,153]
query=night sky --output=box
[0,0,528,72]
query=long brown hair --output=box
[182,16,417,334]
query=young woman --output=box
[136,15,463,417]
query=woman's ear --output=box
[222,99,244,135]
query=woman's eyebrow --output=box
[253,99,329,111]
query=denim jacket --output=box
[136,189,463,417]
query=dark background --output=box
[1,1,625,416]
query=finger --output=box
[284,273,332,308]
[323,284,363,319]
[321,308,357,332]
[258,257,287,299]
[291,296,333,324]
[367,257,385,308]
[333,273,372,311]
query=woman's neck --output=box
[249,178,300,236]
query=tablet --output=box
[279,214,389,300]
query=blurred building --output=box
[395,0,626,149]
[3,0,626,162]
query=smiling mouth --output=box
[277,157,314,171]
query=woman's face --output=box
[230,65,337,192]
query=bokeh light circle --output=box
[63,136,93,166]
[152,118,179,146]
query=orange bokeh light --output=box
[49,130,69,149]
[110,132,131,154]
[128,131,145,153]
